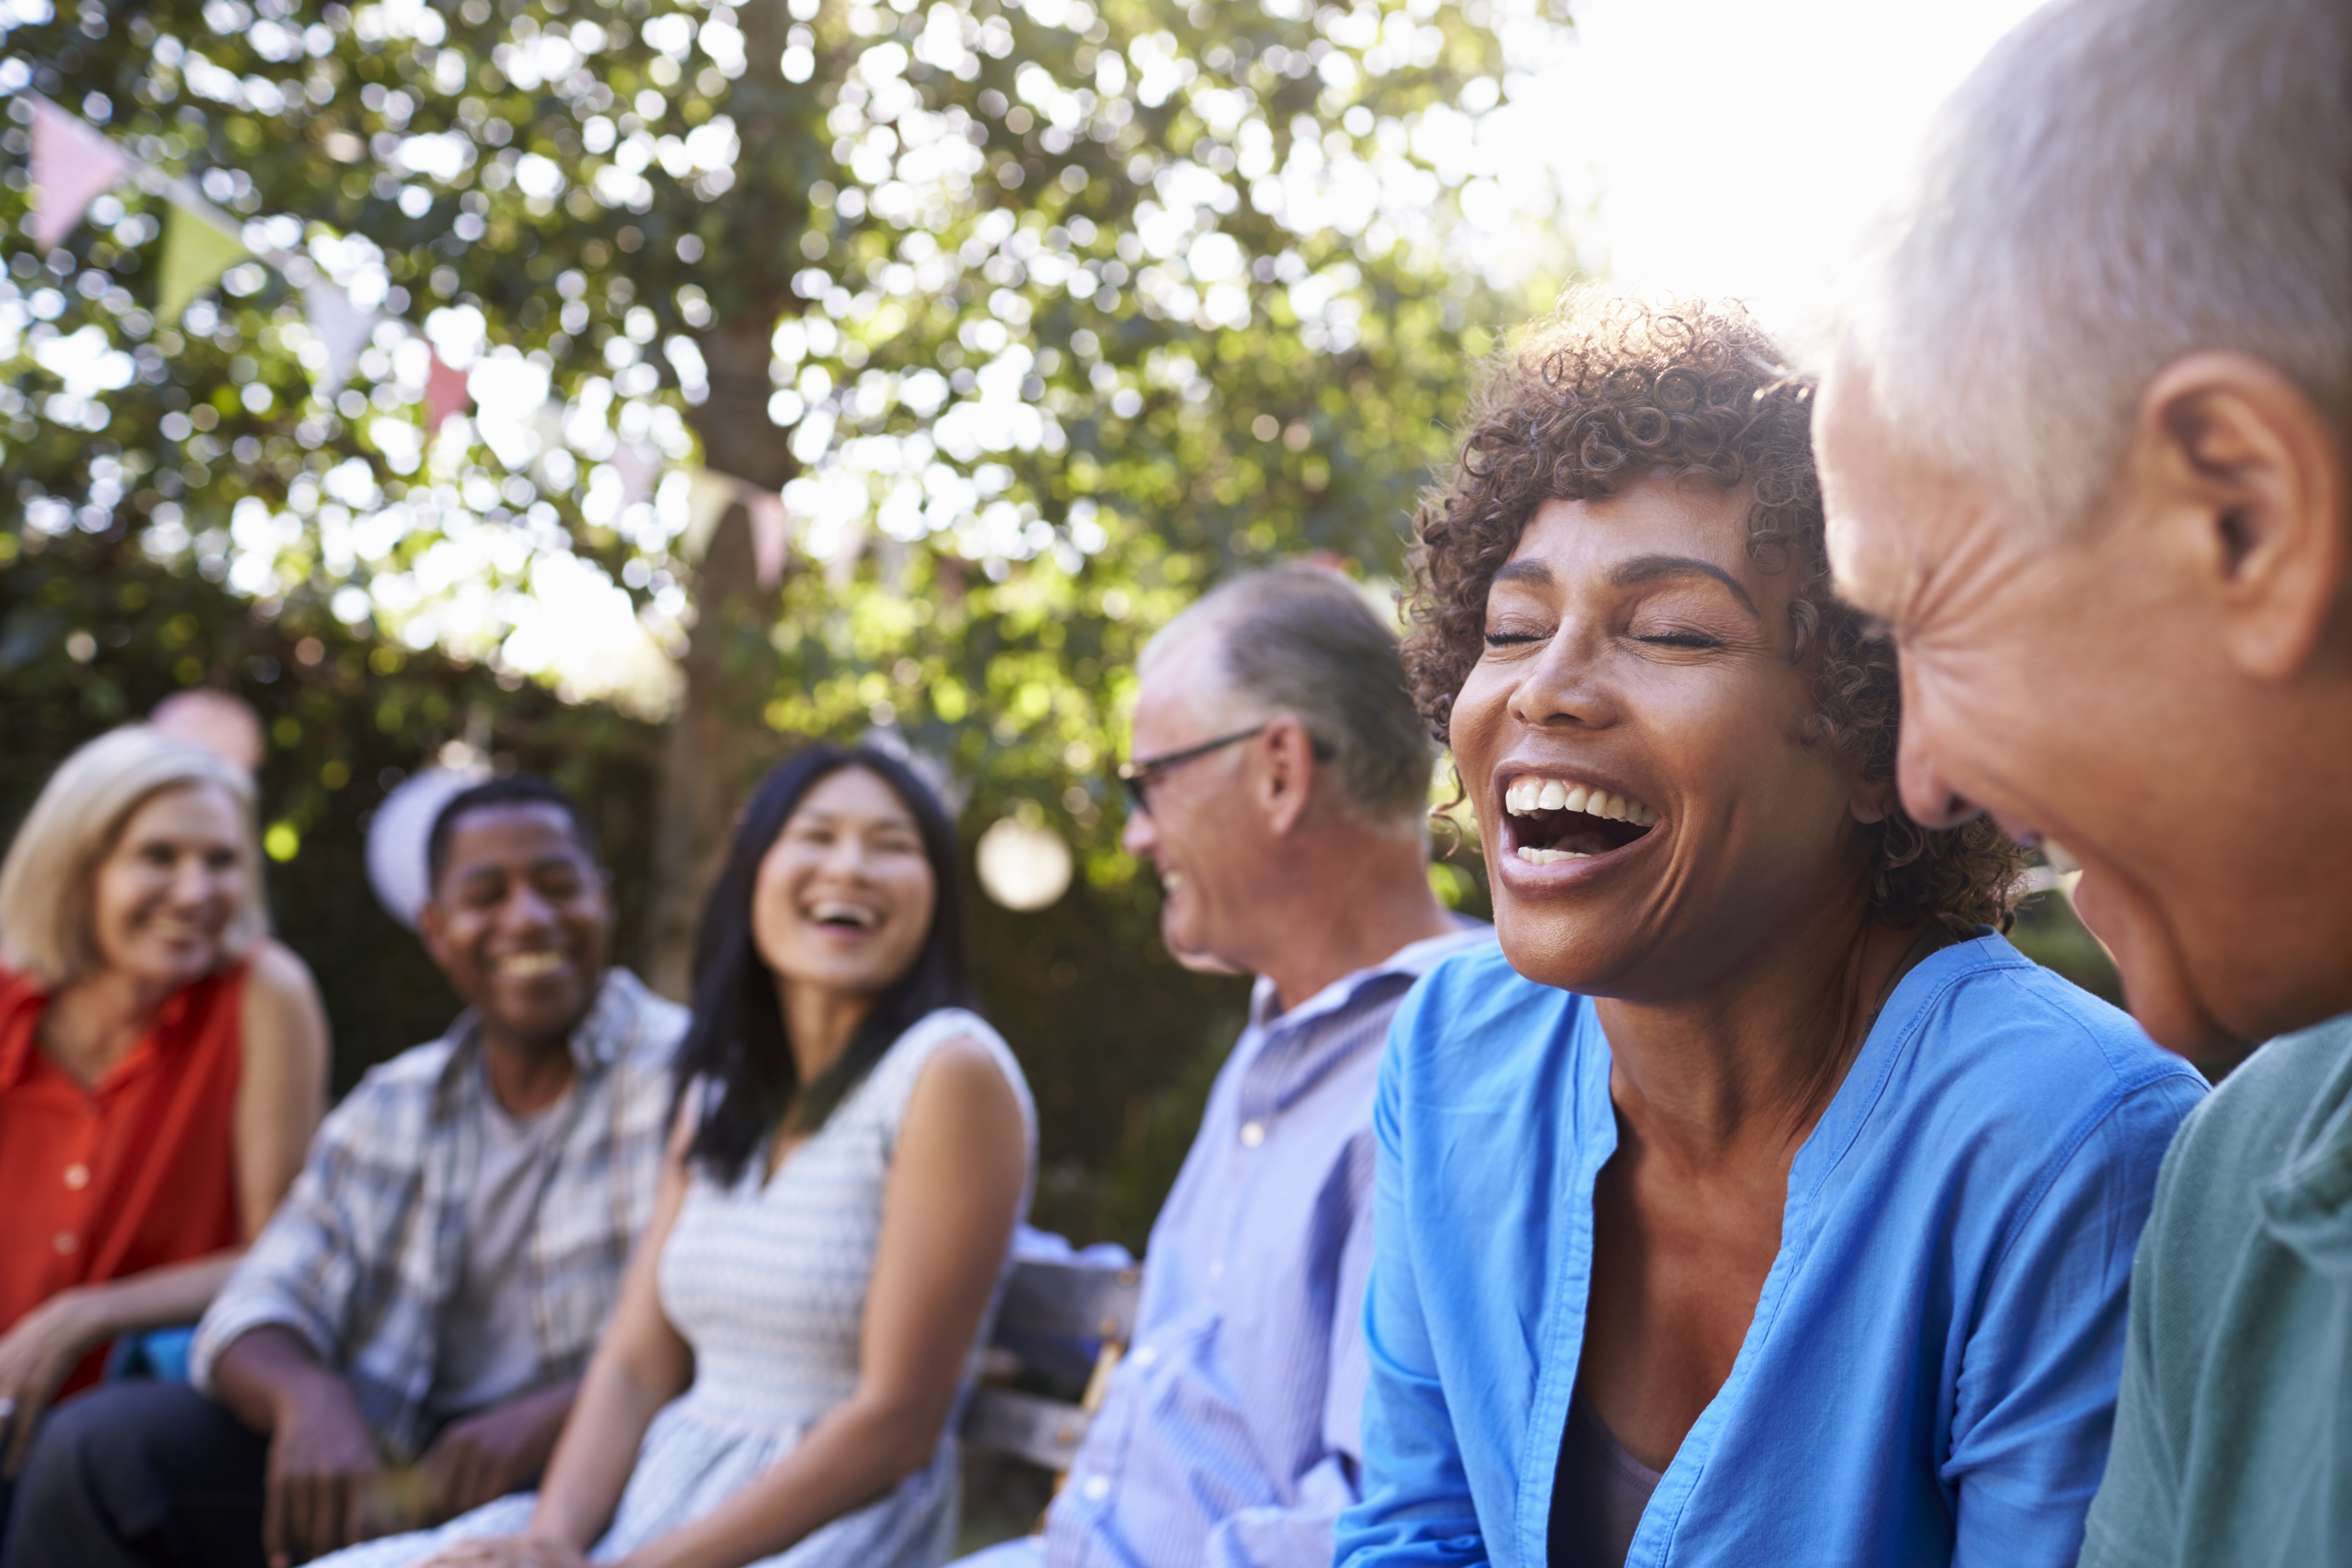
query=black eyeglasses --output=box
[1117,725,1270,815]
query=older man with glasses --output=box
[959,563,1488,1568]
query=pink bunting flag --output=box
[745,489,789,589]
[29,100,131,251]
[424,352,472,431]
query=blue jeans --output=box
[0,1380,268,1568]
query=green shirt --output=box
[2079,1014,2352,1568]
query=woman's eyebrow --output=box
[1490,559,1553,588]
[1608,554,1761,618]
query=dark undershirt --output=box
[1548,923,1970,1566]
[1549,1382,1663,1568]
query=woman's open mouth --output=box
[806,900,882,933]
[1499,775,1659,865]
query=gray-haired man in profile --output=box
[959,564,1487,1568]
[1810,2,2352,1563]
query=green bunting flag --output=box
[157,201,250,325]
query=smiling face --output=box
[1813,357,2323,1052]
[88,783,248,991]
[1118,617,1267,975]
[1453,484,1890,998]
[420,802,612,1051]
[750,766,937,1002]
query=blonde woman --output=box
[0,727,327,1525]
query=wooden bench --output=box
[961,1255,1143,1476]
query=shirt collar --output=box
[0,966,229,1093]
[0,970,43,1092]
[433,966,648,1099]
[1246,918,1492,1039]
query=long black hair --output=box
[671,744,975,1184]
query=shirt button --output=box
[63,1163,90,1190]
[1239,1120,1266,1147]
[1081,1475,1110,1501]
[52,1232,78,1254]
[1132,1346,1158,1368]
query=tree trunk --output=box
[639,318,796,999]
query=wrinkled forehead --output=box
[1494,480,1784,612]
[1813,359,1932,616]
[440,801,593,876]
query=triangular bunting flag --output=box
[29,100,130,251]
[157,200,250,323]
[612,441,662,509]
[301,279,375,396]
[681,466,745,562]
[424,353,471,431]
[745,489,789,589]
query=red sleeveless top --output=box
[0,960,248,1395]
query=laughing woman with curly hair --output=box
[1332,294,2206,1568]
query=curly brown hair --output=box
[1404,292,2022,932]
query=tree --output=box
[0,0,1564,1237]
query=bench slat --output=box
[963,1387,1094,1472]
[995,1259,1143,1344]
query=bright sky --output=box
[1505,0,2049,336]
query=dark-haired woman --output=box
[322,746,1034,1568]
[1332,294,2206,1568]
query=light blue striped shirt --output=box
[1044,923,1493,1568]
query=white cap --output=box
[365,765,490,930]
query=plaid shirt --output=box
[191,968,687,1461]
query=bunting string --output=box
[17,95,791,586]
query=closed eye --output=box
[1638,631,1721,650]
[1483,629,1550,647]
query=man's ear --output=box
[417,897,453,970]
[1258,716,1318,837]
[2138,351,2346,682]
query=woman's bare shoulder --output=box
[238,939,328,1069]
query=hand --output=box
[421,1534,591,1568]
[0,1290,100,1478]
[420,1382,576,1523]
[262,1369,382,1568]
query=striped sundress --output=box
[319,1007,1036,1568]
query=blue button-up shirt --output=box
[1046,923,1494,1568]
[1337,934,2207,1568]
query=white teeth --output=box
[809,902,877,929]
[500,950,564,976]
[1514,846,1592,865]
[1499,778,1660,826]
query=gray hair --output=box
[1833,0,2352,534]
[0,726,269,988]
[1143,564,1432,834]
